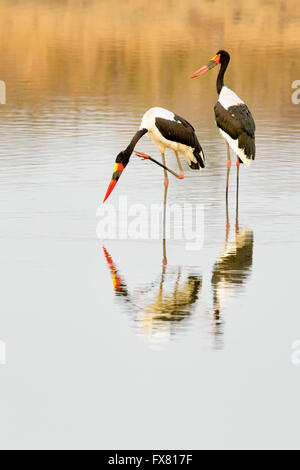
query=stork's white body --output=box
[140,107,203,168]
[219,129,250,167]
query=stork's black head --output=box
[103,128,148,203]
[216,50,230,65]
[115,149,130,168]
[103,149,130,203]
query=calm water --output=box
[0,0,300,449]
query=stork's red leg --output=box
[161,151,168,265]
[135,151,182,179]
[226,141,231,234]
[236,158,240,232]
[175,151,184,179]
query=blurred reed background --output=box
[1,2,300,449]
[0,0,299,120]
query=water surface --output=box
[0,0,300,450]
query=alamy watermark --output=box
[0,81,6,104]
[291,80,300,104]
[0,340,6,365]
[96,196,204,251]
[291,340,300,366]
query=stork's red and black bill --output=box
[103,162,125,202]
[190,53,220,79]
[103,150,184,202]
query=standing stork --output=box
[190,50,255,231]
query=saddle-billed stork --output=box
[103,107,205,246]
[190,50,255,230]
[103,106,204,203]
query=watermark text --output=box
[291,340,300,366]
[291,80,300,104]
[96,196,204,251]
[0,340,6,365]
[0,81,6,104]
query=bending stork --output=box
[190,50,255,230]
[103,107,205,250]
[103,106,204,202]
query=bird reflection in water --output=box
[211,226,254,348]
[102,242,202,345]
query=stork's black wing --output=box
[155,116,205,168]
[173,114,195,131]
[214,102,255,138]
[214,102,255,160]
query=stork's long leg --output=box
[161,151,168,265]
[226,141,231,233]
[236,158,240,232]
[135,151,182,179]
[175,151,184,179]
[162,237,167,267]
